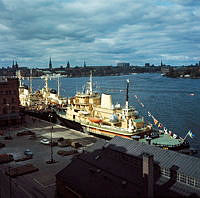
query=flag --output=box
[154,119,158,125]
[188,130,195,138]
[158,123,163,128]
[164,127,168,134]
[148,111,151,117]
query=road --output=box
[0,115,98,198]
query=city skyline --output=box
[0,0,200,68]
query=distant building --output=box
[0,77,21,126]
[49,57,52,70]
[145,63,150,67]
[12,60,19,69]
[117,62,130,67]
[67,61,70,68]
[56,136,200,198]
[84,61,86,68]
[161,60,164,67]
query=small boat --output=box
[88,117,102,123]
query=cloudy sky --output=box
[0,0,200,68]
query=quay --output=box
[0,115,98,198]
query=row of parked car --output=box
[15,130,83,159]
[40,137,83,148]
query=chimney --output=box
[101,94,112,109]
[143,153,154,198]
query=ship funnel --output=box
[101,94,112,109]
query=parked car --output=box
[17,131,35,136]
[57,149,77,156]
[4,136,12,140]
[24,149,33,157]
[0,142,5,148]
[71,141,83,148]
[40,138,50,145]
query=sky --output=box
[0,0,200,68]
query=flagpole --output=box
[183,131,189,140]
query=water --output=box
[25,73,200,150]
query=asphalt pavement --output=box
[0,115,98,198]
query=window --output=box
[3,98,6,104]
[180,174,187,183]
[12,98,15,103]
[3,107,7,114]
[195,179,200,188]
[11,106,15,113]
[187,177,195,186]
[161,168,170,177]
[177,173,180,181]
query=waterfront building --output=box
[0,77,21,126]
[161,60,163,67]
[49,57,52,70]
[84,61,86,67]
[145,63,150,67]
[67,61,70,68]
[56,136,200,198]
[117,62,130,67]
[12,60,19,69]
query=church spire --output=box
[15,61,18,69]
[161,60,163,67]
[49,57,52,70]
[12,60,15,68]
[67,61,70,68]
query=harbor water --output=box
[27,73,200,151]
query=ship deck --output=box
[139,133,184,148]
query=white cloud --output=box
[0,0,199,67]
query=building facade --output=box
[56,137,200,198]
[117,62,130,67]
[0,77,21,126]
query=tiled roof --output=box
[56,136,200,198]
[107,137,200,179]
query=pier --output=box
[0,115,98,198]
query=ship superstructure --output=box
[57,73,152,139]
[18,71,67,111]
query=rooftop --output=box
[57,136,200,198]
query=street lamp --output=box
[6,104,12,140]
[46,113,56,164]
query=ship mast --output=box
[30,69,33,94]
[125,79,129,109]
[45,75,49,92]
[16,70,22,87]
[57,75,60,97]
[89,71,93,95]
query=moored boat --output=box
[56,73,189,150]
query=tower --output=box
[12,60,15,68]
[84,61,86,67]
[49,57,52,70]
[67,61,70,68]
[161,60,163,67]
[15,61,18,69]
